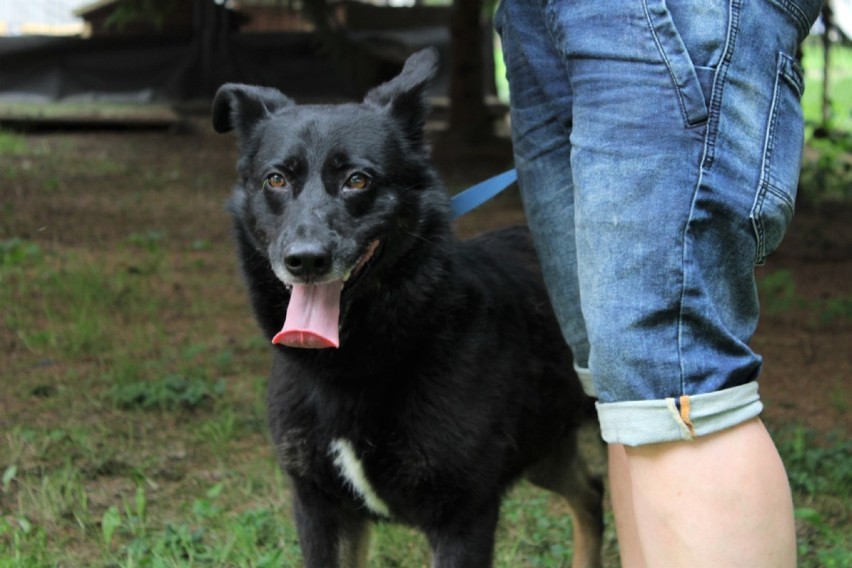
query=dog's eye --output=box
[345,172,370,191]
[265,173,287,189]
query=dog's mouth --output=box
[271,239,381,349]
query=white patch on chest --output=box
[329,438,390,517]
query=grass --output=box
[801,37,852,135]
[776,426,852,568]
[0,130,27,156]
[798,38,852,204]
[758,268,852,325]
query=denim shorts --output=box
[496,0,822,445]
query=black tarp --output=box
[0,32,365,103]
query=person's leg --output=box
[495,0,592,384]
[607,444,646,568]
[499,1,819,566]
[625,418,796,568]
[611,423,795,568]
[543,0,821,566]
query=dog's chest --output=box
[328,438,390,517]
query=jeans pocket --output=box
[750,51,805,265]
[643,0,711,127]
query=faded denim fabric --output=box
[496,0,822,445]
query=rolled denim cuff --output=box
[573,363,596,398]
[595,382,763,446]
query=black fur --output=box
[214,48,603,568]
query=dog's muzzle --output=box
[272,240,381,349]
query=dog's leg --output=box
[293,485,371,568]
[337,522,371,568]
[525,432,604,568]
[427,499,501,568]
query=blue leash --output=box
[450,169,517,219]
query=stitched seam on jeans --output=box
[751,52,786,264]
[778,52,805,97]
[642,0,686,125]
[765,0,811,39]
[751,191,768,263]
[701,0,741,170]
[642,0,705,128]
[764,181,796,208]
[659,0,730,392]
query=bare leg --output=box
[624,418,796,568]
[607,444,646,568]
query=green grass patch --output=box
[107,374,225,411]
[797,38,852,204]
[774,425,852,568]
[758,268,852,326]
[0,129,27,155]
[802,38,852,135]
[776,426,852,499]
[0,238,43,270]
[2,251,162,358]
[5,424,845,568]
[798,133,852,203]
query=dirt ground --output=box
[750,204,850,435]
[2,117,849,436]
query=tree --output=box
[447,0,493,143]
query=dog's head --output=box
[213,48,448,349]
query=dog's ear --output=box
[212,83,294,137]
[364,48,439,148]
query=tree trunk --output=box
[820,2,832,135]
[448,0,493,142]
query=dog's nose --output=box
[283,243,332,279]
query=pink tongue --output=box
[272,281,343,349]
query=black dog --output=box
[212,48,603,568]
